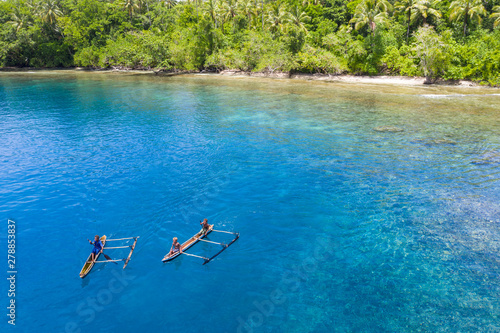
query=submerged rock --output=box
[373,126,404,133]
[410,138,457,145]
[428,139,457,145]
[432,139,457,144]
[410,138,425,143]
[472,151,500,165]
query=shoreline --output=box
[216,70,479,87]
[0,67,485,88]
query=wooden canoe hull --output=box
[80,235,106,278]
[162,225,213,263]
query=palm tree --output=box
[287,5,310,32]
[395,0,416,42]
[24,0,38,14]
[164,0,177,9]
[136,0,147,13]
[249,2,261,29]
[216,0,227,29]
[448,0,486,36]
[350,0,392,36]
[490,5,500,28]
[38,0,62,25]
[222,0,239,22]
[192,0,202,18]
[261,0,265,30]
[266,1,288,35]
[123,0,140,18]
[205,0,219,28]
[302,0,321,5]
[238,0,255,28]
[221,0,239,33]
[410,0,441,26]
[8,8,31,33]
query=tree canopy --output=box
[1,0,500,85]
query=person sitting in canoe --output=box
[168,237,183,256]
[200,218,210,235]
[87,235,103,262]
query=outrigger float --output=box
[79,236,139,278]
[162,225,239,265]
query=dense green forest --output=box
[1,0,500,84]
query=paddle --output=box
[102,253,118,264]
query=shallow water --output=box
[1,72,500,332]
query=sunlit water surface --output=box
[1,72,500,332]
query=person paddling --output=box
[87,235,103,262]
[200,218,210,235]
[168,237,182,256]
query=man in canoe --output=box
[200,218,210,235]
[88,235,103,262]
[168,237,183,256]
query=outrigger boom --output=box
[183,253,210,261]
[203,232,239,265]
[95,259,124,263]
[197,238,225,246]
[105,236,139,269]
[106,237,138,241]
[212,229,239,235]
[105,245,133,249]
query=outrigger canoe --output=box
[79,236,139,278]
[162,225,239,264]
[80,235,106,278]
[162,225,214,262]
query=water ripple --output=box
[1,73,500,332]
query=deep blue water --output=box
[1,72,500,332]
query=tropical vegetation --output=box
[1,0,500,84]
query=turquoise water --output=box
[1,72,500,332]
